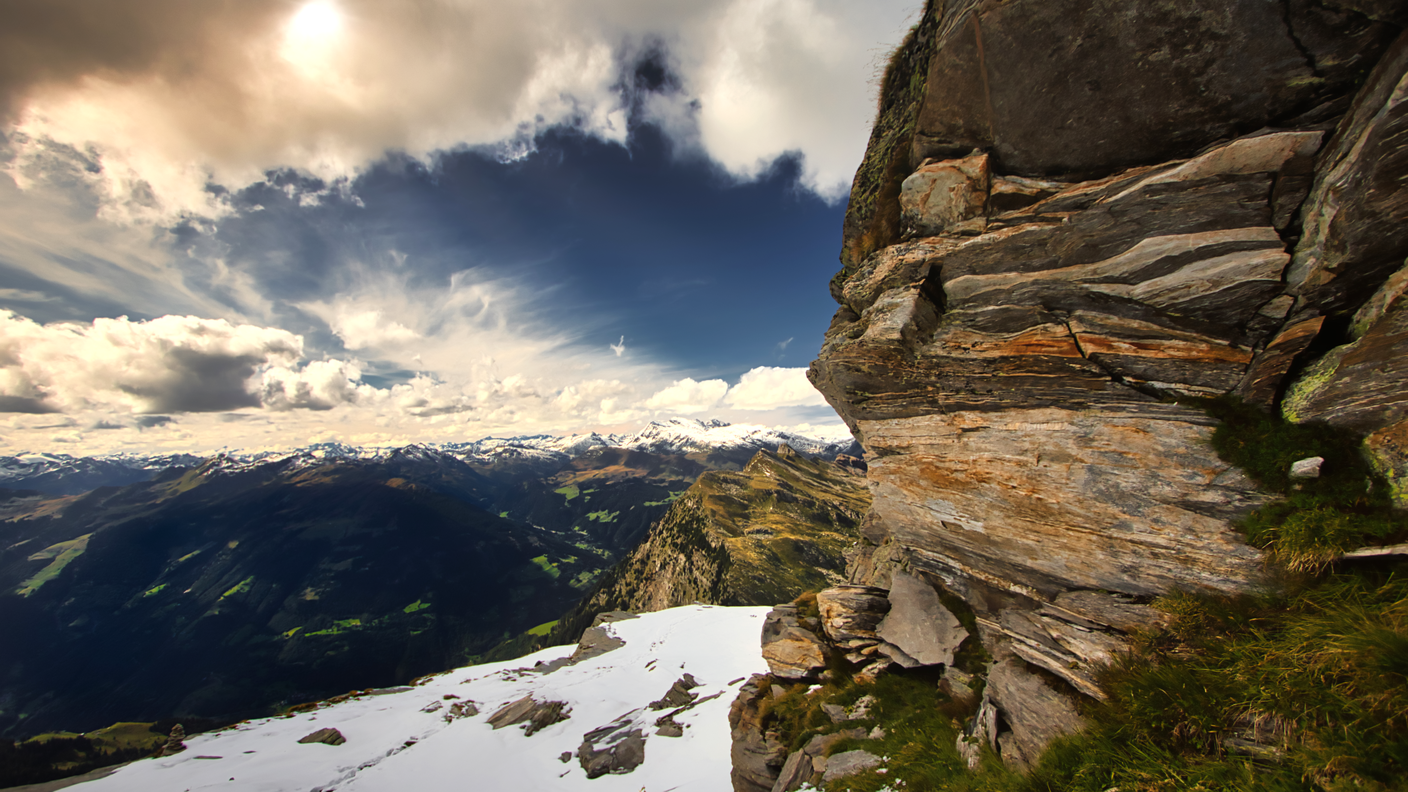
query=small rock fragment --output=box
[941,666,977,699]
[297,728,346,746]
[487,695,570,735]
[816,586,890,644]
[822,749,882,782]
[649,674,701,710]
[578,722,646,778]
[854,660,891,684]
[1291,456,1324,479]
[771,750,814,792]
[155,724,188,756]
[487,696,537,729]
[524,701,571,736]
[444,701,479,721]
[802,728,866,758]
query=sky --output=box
[0,0,922,456]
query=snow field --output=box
[73,604,771,792]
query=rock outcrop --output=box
[807,0,1408,772]
[154,723,187,756]
[577,718,647,779]
[729,676,788,792]
[760,604,828,679]
[296,727,346,746]
[486,695,571,736]
[551,448,870,644]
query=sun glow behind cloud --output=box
[0,0,917,453]
[288,2,343,41]
[3,0,919,223]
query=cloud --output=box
[0,150,241,324]
[647,0,916,200]
[0,288,55,303]
[644,377,728,414]
[0,395,56,413]
[0,310,369,414]
[3,0,920,221]
[261,359,375,411]
[724,366,826,410]
[611,335,626,357]
[321,308,420,351]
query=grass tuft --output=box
[1201,395,1406,571]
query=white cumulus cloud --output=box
[724,366,826,410]
[261,359,376,411]
[644,377,729,414]
[0,310,367,414]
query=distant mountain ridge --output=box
[539,445,871,650]
[0,419,859,738]
[0,418,859,496]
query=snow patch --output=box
[72,604,770,792]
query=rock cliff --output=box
[807,0,1408,771]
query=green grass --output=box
[530,555,562,579]
[644,490,684,506]
[305,618,363,637]
[554,485,580,502]
[526,620,558,637]
[220,576,254,599]
[16,534,93,597]
[568,569,600,589]
[1009,573,1408,792]
[586,510,619,523]
[763,666,994,791]
[402,599,430,614]
[1202,396,1406,571]
[772,575,1408,791]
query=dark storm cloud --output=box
[0,395,57,413]
[0,0,285,122]
[118,348,265,413]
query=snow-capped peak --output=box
[614,417,856,458]
[1,418,857,495]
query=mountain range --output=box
[0,418,859,496]
[0,419,860,742]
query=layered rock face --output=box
[810,0,1408,770]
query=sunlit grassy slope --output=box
[540,446,871,648]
